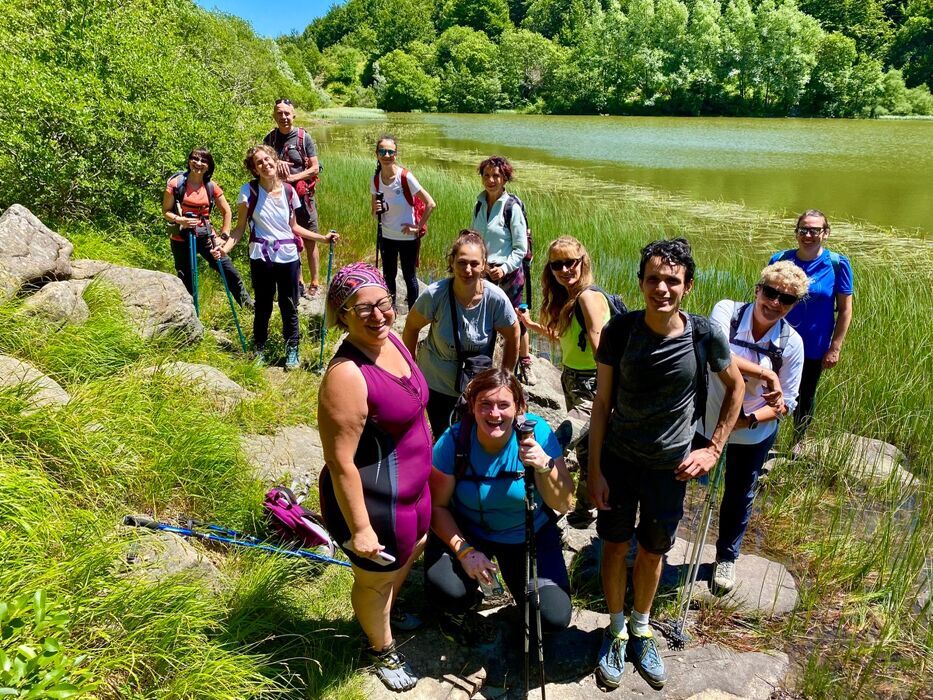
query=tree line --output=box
[282,0,933,117]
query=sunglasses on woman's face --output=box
[377,148,396,157]
[189,156,208,165]
[548,257,581,272]
[795,226,826,237]
[759,284,799,306]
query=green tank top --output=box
[559,302,611,370]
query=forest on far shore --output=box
[285,0,933,117]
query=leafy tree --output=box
[435,26,503,111]
[889,0,933,89]
[798,0,894,57]
[373,49,440,111]
[372,0,438,55]
[320,44,369,102]
[522,0,575,39]
[677,0,725,112]
[801,32,857,115]
[754,0,822,113]
[497,28,564,107]
[721,0,761,105]
[438,0,513,37]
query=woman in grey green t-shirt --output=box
[403,230,520,439]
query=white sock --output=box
[609,610,628,637]
[630,609,650,636]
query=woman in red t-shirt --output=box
[161,147,251,307]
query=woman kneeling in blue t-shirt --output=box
[426,368,574,644]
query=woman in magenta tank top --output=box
[318,263,431,692]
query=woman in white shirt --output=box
[216,144,338,370]
[701,261,808,593]
[371,136,436,312]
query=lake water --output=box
[321,112,933,237]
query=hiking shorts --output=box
[296,195,318,233]
[596,446,690,554]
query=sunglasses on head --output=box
[548,257,581,272]
[759,284,799,306]
[377,148,396,157]
[275,98,292,106]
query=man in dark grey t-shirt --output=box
[588,239,743,691]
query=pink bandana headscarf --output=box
[327,262,389,310]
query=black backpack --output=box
[606,310,714,427]
[728,302,792,374]
[573,285,628,352]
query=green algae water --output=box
[317,112,933,238]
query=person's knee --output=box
[538,584,572,632]
[425,556,475,608]
[602,539,631,562]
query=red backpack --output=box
[373,168,427,238]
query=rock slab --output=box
[73,260,203,343]
[22,279,91,324]
[122,527,223,593]
[0,204,73,299]
[141,362,252,410]
[799,432,914,488]
[242,424,324,486]
[0,354,70,411]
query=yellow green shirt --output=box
[559,302,611,370]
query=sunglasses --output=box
[759,284,800,306]
[189,156,208,165]
[795,226,826,236]
[377,148,397,157]
[344,295,394,319]
[548,257,581,272]
[275,98,293,106]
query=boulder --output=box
[242,424,324,486]
[70,258,112,280]
[663,537,798,618]
[798,432,914,488]
[22,279,91,324]
[0,355,70,411]
[122,526,223,593]
[141,362,252,410]
[364,605,789,699]
[522,355,566,430]
[73,261,203,343]
[0,205,73,299]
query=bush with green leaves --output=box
[0,590,96,698]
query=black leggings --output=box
[170,236,248,303]
[424,520,571,632]
[794,357,823,441]
[249,258,300,348]
[426,389,459,441]
[380,237,419,311]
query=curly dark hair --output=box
[477,155,514,181]
[638,238,696,284]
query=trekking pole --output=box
[518,420,547,700]
[670,449,727,648]
[123,514,350,568]
[318,236,335,372]
[189,231,200,317]
[209,232,248,353]
[375,192,384,268]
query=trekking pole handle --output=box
[123,514,159,529]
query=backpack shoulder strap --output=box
[283,182,296,213]
[454,417,473,481]
[400,169,415,207]
[828,250,841,278]
[295,127,306,161]
[171,172,187,210]
[503,194,515,232]
[574,285,602,351]
[729,302,751,343]
[473,199,482,220]
[691,314,713,427]
[205,181,216,213]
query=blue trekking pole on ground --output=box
[318,237,335,372]
[189,231,200,317]
[209,232,248,353]
[123,514,350,568]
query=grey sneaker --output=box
[713,559,736,592]
[284,345,300,371]
[366,641,418,692]
[596,627,627,688]
[517,357,537,386]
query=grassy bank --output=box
[0,120,929,697]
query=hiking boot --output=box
[390,608,423,632]
[713,559,736,593]
[517,356,537,386]
[284,345,300,371]
[627,626,667,690]
[595,627,627,688]
[366,641,418,692]
[566,507,596,529]
[438,611,497,647]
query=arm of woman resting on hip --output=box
[402,307,431,358]
[319,358,385,559]
[428,467,498,585]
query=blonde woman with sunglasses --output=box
[516,236,612,528]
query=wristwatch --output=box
[747,412,759,431]
[534,458,555,475]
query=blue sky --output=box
[194,0,338,37]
